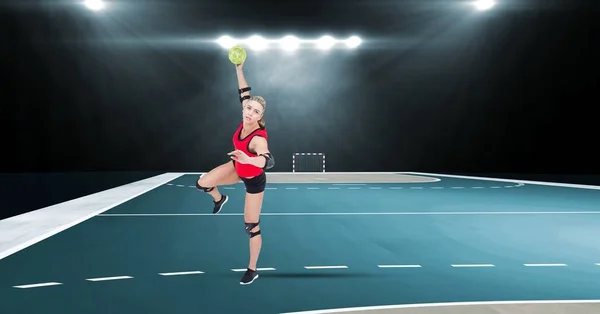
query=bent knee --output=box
[196,177,214,192]
[197,173,215,186]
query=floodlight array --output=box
[215,35,362,51]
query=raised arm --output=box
[236,63,251,106]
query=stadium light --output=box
[246,35,268,51]
[84,0,105,11]
[213,35,363,50]
[316,35,336,50]
[473,0,496,11]
[216,36,237,49]
[345,36,362,49]
[280,35,300,51]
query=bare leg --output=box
[196,161,240,213]
[197,161,240,191]
[238,190,264,285]
[244,191,264,270]
[207,187,223,202]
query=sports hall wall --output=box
[2,2,598,219]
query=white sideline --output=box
[279,300,600,313]
[405,172,600,190]
[0,173,183,261]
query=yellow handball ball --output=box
[228,45,247,65]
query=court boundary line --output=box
[184,172,412,175]
[405,172,600,190]
[181,172,442,184]
[0,173,183,261]
[279,299,600,314]
[97,210,600,217]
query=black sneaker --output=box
[213,194,228,214]
[240,268,259,285]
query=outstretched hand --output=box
[228,149,251,164]
[235,59,244,70]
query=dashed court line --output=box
[304,265,348,269]
[231,267,276,272]
[11,262,600,289]
[159,271,204,276]
[524,263,568,267]
[451,264,495,268]
[86,276,133,282]
[13,282,62,289]
[378,264,422,268]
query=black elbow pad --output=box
[238,86,251,94]
[260,153,275,169]
[239,86,251,103]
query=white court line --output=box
[279,300,600,314]
[451,264,495,268]
[0,173,183,261]
[98,210,600,217]
[231,268,276,272]
[524,263,568,267]
[13,282,62,289]
[378,264,421,268]
[184,172,442,184]
[405,172,600,190]
[86,276,133,282]
[159,271,204,276]
[166,183,522,190]
[304,265,348,269]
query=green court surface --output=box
[2,174,600,314]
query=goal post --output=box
[292,152,325,172]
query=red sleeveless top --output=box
[232,122,268,178]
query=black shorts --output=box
[240,171,267,194]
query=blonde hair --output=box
[248,95,266,128]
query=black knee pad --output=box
[245,221,261,238]
[196,181,214,193]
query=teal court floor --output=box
[1,172,600,314]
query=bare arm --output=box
[248,136,271,168]
[236,63,251,106]
[228,136,275,169]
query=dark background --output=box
[1,0,599,219]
